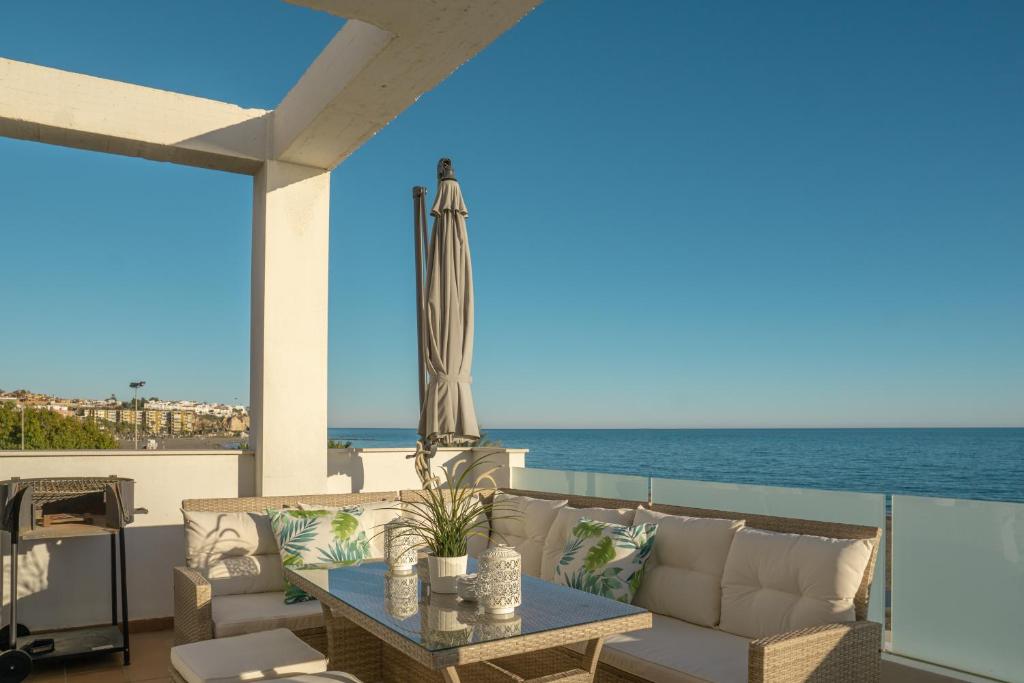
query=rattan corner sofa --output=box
[174,488,882,683]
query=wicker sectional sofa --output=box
[174,488,882,683]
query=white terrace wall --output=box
[0,447,524,630]
[0,452,255,631]
[327,447,526,493]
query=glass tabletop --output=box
[291,560,646,652]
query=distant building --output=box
[226,414,250,434]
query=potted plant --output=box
[399,457,509,593]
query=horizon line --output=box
[328,425,1024,431]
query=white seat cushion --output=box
[570,614,749,683]
[183,510,278,568]
[540,506,636,581]
[171,628,327,683]
[212,592,324,638]
[490,493,567,577]
[719,527,874,639]
[203,554,285,596]
[633,508,744,627]
[273,675,363,682]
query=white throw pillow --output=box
[298,501,403,559]
[540,505,636,581]
[553,518,658,603]
[182,510,278,568]
[203,554,285,596]
[719,527,875,639]
[490,493,568,577]
[632,507,745,627]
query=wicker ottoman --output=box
[170,628,328,683]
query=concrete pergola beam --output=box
[275,0,540,169]
[0,0,541,494]
[0,58,270,174]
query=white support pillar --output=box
[251,160,331,495]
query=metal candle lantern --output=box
[384,571,419,620]
[384,519,418,572]
[477,613,522,640]
[477,544,521,615]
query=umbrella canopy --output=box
[418,161,480,445]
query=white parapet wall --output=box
[327,446,527,493]
[0,446,525,630]
[0,451,256,630]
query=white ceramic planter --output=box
[427,554,468,594]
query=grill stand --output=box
[1,486,131,672]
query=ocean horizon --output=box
[328,426,1024,504]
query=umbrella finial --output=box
[437,157,456,182]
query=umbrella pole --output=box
[413,186,428,413]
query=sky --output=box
[0,1,1021,428]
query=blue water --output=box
[328,427,1024,503]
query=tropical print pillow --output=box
[267,507,371,603]
[554,518,658,603]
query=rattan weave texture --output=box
[173,488,882,682]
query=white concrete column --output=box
[251,160,331,495]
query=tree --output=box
[0,403,118,450]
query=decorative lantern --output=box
[384,571,419,620]
[477,613,522,641]
[477,544,521,615]
[421,594,474,649]
[384,519,418,573]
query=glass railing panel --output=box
[891,495,1024,682]
[509,467,649,502]
[652,477,887,628]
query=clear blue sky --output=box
[1,1,1021,428]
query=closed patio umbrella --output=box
[417,158,480,454]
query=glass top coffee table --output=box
[287,561,651,683]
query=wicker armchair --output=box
[173,491,401,650]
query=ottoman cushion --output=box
[171,628,327,683]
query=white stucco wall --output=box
[0,452,255,630]
[327,446,526,493]
[0,446,524,630]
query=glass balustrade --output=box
[891,495,1024,682]
[509,466,649,502]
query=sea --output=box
[328,427,1024,504]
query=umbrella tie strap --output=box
[434,373,472,384]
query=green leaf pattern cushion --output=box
[267,507,371,603]
[554,518,658,603]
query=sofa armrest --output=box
[173,566,213,645]
[748,620,881,683]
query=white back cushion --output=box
[540,505,636,581]
[632,507,744,627]
[182,510,277,568]
[298,501,403,559]
[203,554,285,596]
[490,493,567,577]
[719,527,874,638]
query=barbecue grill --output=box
[1,477,135,681]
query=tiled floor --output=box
[20,627,967,683]
[25,630,173,683]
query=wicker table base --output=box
[326,608,607,683]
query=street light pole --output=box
[130,380,146,449]
[19,404,25,450]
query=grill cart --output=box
[0,477,135,680]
